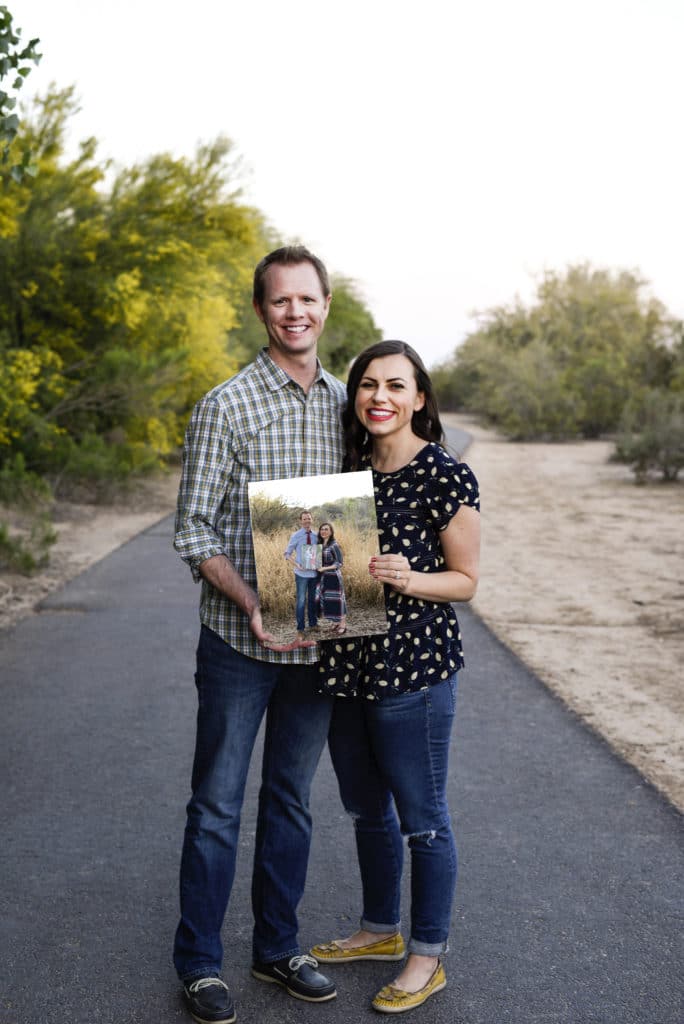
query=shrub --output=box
[0,516,57,574]
[612,390,684,483]
[0,453,57,573]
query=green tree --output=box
[435,264,677,440]
[0,84,381,506]
[0,5,40,181]
[0,87,272,492]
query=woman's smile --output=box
[367,408,396,422]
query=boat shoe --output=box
[310,933,405,963]
[371,960,446,1014]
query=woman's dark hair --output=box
[317,522,335,545]
[342,340,444,470]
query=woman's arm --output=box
[320,543,342,571]
[370,505,480,602]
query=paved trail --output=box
[1,432,682,1023]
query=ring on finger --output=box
[395,570,400,579]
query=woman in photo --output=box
[316,522,348,636]
[312,340,480,1014]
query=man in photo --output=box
[284,510,320,632]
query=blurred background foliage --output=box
[432,265,684,481]
[0,87,381,507]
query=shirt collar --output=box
[256,348,327,391]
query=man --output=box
[284,510,320,632]
[173,246,346,1024]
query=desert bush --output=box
[612,389,684,483]
[46,432,160,502]
[249,495,296,533]
[253,524,384,617]
[0,516,57,574]
[0,453,57,572]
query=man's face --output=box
[254,262,331,363]
[300,513,313,531]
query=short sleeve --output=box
[420,447,480,532]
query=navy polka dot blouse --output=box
[319,442,480,700]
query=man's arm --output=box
[284,531,302,569]
[199,553,315,651]
[198,554,268,644]
[176,399,314,651]
[174,396,232,579]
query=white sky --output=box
[10,0,684,367]
[249,470,374,509]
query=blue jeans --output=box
[327,675,458,956]
[173,625,333,980]
[295,574,318,630]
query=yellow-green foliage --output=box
[0,346,65,447]
[0,87,381,504]
[253,525,385,616]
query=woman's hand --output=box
[369,554,412,593]
[368,505,480,603]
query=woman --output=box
[312,341,480,1013]
[316,522,348,635]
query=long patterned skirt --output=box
[317,569,347,622]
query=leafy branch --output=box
[0,5,41,181]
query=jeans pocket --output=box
[426,673,458,716]
[447,672,458,713]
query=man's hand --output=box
[200,554,317,652]
[248,607,317,651]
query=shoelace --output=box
[188,977,230,994]
[288,953,319,972]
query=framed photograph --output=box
[247,470,388,645]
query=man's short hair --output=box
[253,246,331,310]
[300,510,312,519]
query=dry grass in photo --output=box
[253,522,387,645]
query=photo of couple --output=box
[248,471,388,645]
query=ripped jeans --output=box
[327,675,458,956]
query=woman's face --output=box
[319,524,332,541]
[354,354,425,441]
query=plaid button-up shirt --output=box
[175,348,346,663]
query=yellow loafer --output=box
[371,960,446,1013]
[310,933,406,963]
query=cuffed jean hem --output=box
[407,938,449,957]
[255,945,301,965]
[361,917,402,935]
[180,967,221,983]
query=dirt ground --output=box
[264,607,389,647]
[445,415,684,814]
[0,473,181,631]
[1,423,682,813]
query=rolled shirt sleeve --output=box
[174,396,232,582]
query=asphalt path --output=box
[1,426,682,1023]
